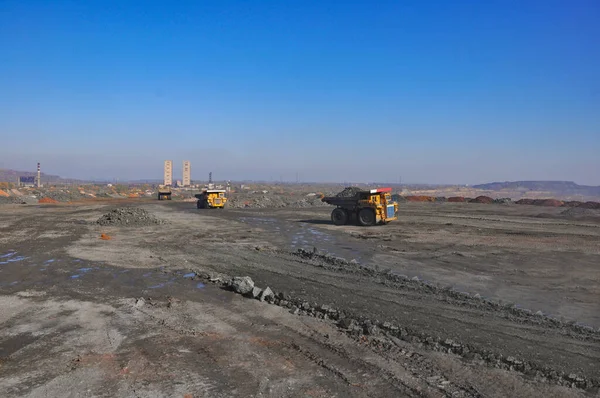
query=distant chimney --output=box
[37,162,41,188]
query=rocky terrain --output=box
[0,198,599,397]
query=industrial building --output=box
[164,160,173,186]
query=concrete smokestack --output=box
[37,162,41,188]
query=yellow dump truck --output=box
[196,189,227,209]
[321,187,398,226]
[157,186,172,200]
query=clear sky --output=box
[1,0,599,184]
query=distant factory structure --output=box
[163,160,192,187]
[18,162,42,187]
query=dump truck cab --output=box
[157,186,172,200]
[322,187,398,226]
[196,189,227,209]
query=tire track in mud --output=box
[188,253,600,395]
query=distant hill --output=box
[0,168,85,184]
[473,181,600,196]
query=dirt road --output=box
[0,201,598,397]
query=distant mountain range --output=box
[473,181,600,196]
[0,168,84,184]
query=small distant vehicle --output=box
[196,189,227,209]
[157,186,172,200]
[321,187,398,226]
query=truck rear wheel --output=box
[358,208,376,226]
[331,208,348,225]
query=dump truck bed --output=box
[321,196,361,206]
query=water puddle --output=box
[7,256,28,263]
[238,216,363,260]
[149,283,165,289]
[1,251,210,302]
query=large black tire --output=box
[358,208,376,226]
[331,208,349,225]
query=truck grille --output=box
[387,205,395,218]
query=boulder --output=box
[250,286,262,299]
[259,286,274,301]
[231,276,254,295]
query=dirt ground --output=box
[0,201,599,397]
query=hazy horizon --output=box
[2,1,599,185]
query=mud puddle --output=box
[237,216,368,262]
[0,250,210,298]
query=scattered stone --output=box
[338,318,356,329]
[231,276,254,295]
[259,287,274,301]
[250,286,262,299]
[166,296,181,309]
[134,298,145,308]
[364,323,379,336]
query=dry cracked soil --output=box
[0,201,599,397]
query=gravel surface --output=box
[1,202,598,397]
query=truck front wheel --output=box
[331,208,348,225]
[358,208,376,226]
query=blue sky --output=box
[1,0,599,184]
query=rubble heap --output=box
[335,187,362,198]
[96,208,165,226]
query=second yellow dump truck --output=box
[321,187,398,226]
[157,186,172,200]
[196,189,227,209]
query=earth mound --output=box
[96,208,165,226]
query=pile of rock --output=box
[0,195,37,205]
[560,207,600,220]
[335,187,362,198]
[96,207,165,226]
[230,276,275,302]
[469,196,494,204]
[493,198,512,204]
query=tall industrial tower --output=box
[183,160,191,187]
[36,162,41,188]
[164,160,173,186]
